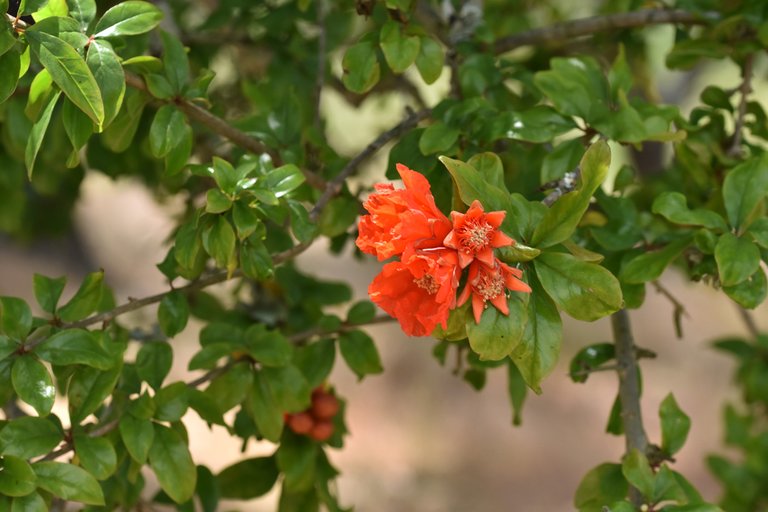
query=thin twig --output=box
[611,309,649,507]
[287,314,395,344]
[308,108,431,222]
[494,9,709,54]
[728,54,755,157]
[651,280,688,339]
[736,306,760,339]
[186,359,239,388]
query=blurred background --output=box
[1,13,766,512]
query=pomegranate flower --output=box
[444,200,514,268]
[457,259,532,323]
[368,249,460,336]
[356,164,451,261]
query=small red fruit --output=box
[286,412,314,435]
[311,391,340,420]
[309,420,334,441]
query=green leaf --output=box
[218,457,279,500]
[244,325,293,367]
[202,215,236,272]
[204,362,252,413]
[32,461,105,505]
[158,291,189,338]
[67,363,121,424]
[716,232,761,287]
[722,153,768,231]
[287,200,317,243]
[66,0,96,31]
[652,192,728,231]
[531,140,610,248]
[210,157,239,195]
[72,434,116,480]
[0,417,61,458]
[37,330,112,373]
[188,388,225,426]
[240,238,273,281]
[342,41,380,94]
[93,0,163,38]
[659,393,691,456]
[0,50,21,104]
[534,251,623,322]
[135,341,173,390]
[25,30,104,126]
[466,297,527,361]
[622,449,654,499]
[419,121,459,155]
[347,301,376,324]
[501,106,577,143]
[261,364,311,413]
[248,369,284,442]
[292,339,335,390]
[160,30,189,93]
[10,491,46,512]
[0,336,18,362]
[206,189,232,214]
[0,456,36,497]
[276,435,317,492]
[338,330,383,380]
[101,88,147,152]
[510,274,562,392]
[0,297,32,340]
[26,16,87,50]
[19,0,50,16]
[506,360,527,426]
[261,164,306,198]
[148,424,196,504]
[149,105,187,158]
[24,89,61,178]
[379,20,419,73]
[57,270,104,322]
[620,237,691,284]
[119,414,154,464]
[62,99,94,166]
[415,35,443,84]
[0,13,15,57]
[86,39,125,126]
[154,381,190,422]
[723,267,768,309]
[534,56,609,120]
[574,463,627,512]
[11,355,55,416]
[569,343,615,383]
[467,152,506,191]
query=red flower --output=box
[356,164,451,261]
[457,259,532,323]
[443,200,514,268]
[368,249,460,336]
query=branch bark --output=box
[728,53,755,157]
[611,309,649,507]
[494,9,709,54]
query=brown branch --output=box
[308,107,431,222]
[728,54,755,157]
[611,309,649,507]
[494,9,710,54]
[287,314,395,344]
[736,305,760,339]
[650,280,688,339]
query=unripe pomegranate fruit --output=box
[286,412,314,435]
[311,391,340,420]
[309,420,334,441]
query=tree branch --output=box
[611,309,649,507]
[308,107,431,222]
[736,305,760,339]
[728,53,755,157]
[287,314,395,345]
[494,9,710,54]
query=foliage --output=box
[0,0,766,510]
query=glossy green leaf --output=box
[203,362,252,413]
[652,192,728,231]
[0,456,36,497]
[119,414,154,464]
[534,251,623,322]
[35,329,113,370]
[569,343,615,384]
[135,341,173,390]
[24,89,61,178]
[506,360,527,425]
[25,30,103,126]
[148,424,197,504]
[11,355,55,416]
[722,153,768,231]
[202,215,236,272]
[0,13,15,56]
[101,87,147,152]
[26,16,87,50]
[620,237,691,284]
[0,297,32,340]
[73,434,116,480]
[188,388,225,426]
[154,381,190,422]
[715,232,761,287]
[261,364,311,413]
[206,189,232,214]
[659,393,691,456]
[510,275,562,392]
[292,339,335,389]
[466,297,527,361]
[338,330,383,380]
[379,20,419,73]
[415,35,443,84]
[573,463,627,512]
[248,370,284,442]
[66,0,96,31]
[0,50,20,104]
[218,456,279,500]
[419,121,459,155]
[33,461,105,505]
[0,336,17,362]
[287,200,317,243]
[57,270,104,322]
[93,0,163,38]
[723,266,767,309]
[501,106,577,143]
[10,491,46,512]
[62,99,94,166]
[622,449,654,499]
[0,417,61,458]
[531,140,610,248]
[149,105,187,158]
[260,164,305,198]
[244,325,292,367]
[240,238,273,281]
[534,56,609,120]
[86,39,125,126]
[158,291,189,338]
[342,41,380,94]
[160,29,189,93]
[68,363,121,423]
[276,435,317,492]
